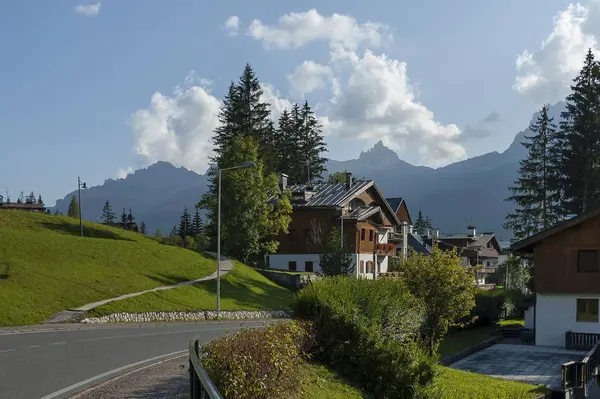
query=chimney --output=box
[279,174,288,191]
[467,224,477,237]
[408,225,413,234]
[434,228,440,239]
[345,172,353,190]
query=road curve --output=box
[0,321,268,399]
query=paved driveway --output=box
[450,344,586,390]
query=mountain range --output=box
[51,102,566,239]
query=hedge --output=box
[293,276,438,399]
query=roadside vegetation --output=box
[0,210,216,326]
[90,261,293,316]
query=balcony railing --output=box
[561,341,600,398]
[375,243,395,256]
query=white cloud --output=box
[116,167,134,179]
[514,1,600,104]
[224,16,240,36]
[287,61,332,94]
[74,2,101,17]
[130,82,221,173]
[248,9,389,50]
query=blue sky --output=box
[0,0,593,204]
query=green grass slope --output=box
[91,261,294,316]
[0,210,216,326]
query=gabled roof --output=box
[287,180,402,228]
[511,208,600,253]
[408,233,432,254]
[0,202,45,210]
[436,232,501,253]
[385,197,413,225]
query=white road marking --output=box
[39,350,187,399]
[0,349,15,353]
[50,341,66,345]
[24,345,40,349]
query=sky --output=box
[1,0,598,205]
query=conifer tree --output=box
[126,209,138,232]
[424,216,433,231]
[178,207,192,244]
[101,201,115,225]
[414,210,426,234]
[505,104,563,238]
[299,101,328,182]
[558,48,600,215]
[192,207,203,236]
[28,191,36,203]
[154,228,162,239]
[54,208,60,216]
[67,195,79,218]
[18,191,25,203]
[169,225,177,238]
[37,194,44,207]
[120,208,127,228]
[140,221,147,235]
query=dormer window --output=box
[349,198,366,210]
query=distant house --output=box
[385,197,412,258]
[511,208,600,347]
[0,195,45,213]
[269,173,403,278]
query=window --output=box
[366,261,373,273]
[377,263,381,273]
[369,230,374,241]
[577,299,599,322]
[361,229,366,241]
[578,250,598,273]
[305,261,313,273]
[289,261,297,271]
[486,261,491,267]
[360,261,364,274]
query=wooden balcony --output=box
[375,243,395,256]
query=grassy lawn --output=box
[0,210,216,326]
[499,318,525,327]
[290,362,368,399]
[437,367,549,399]
[91,261,294,316]
[438,325,499,357]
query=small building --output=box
[512,208,600,347]
[268,173,403,278]
[0,195,45,213]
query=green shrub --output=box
[293,276,438,399]
[201,321,314,399]
[469,289,505,326]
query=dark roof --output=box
[511,208,600,253]
[286,180,402,227]
[290,180,373,207]
[439,233,496,248]
[0,202,45,210]
[408,233,432,254]
[385,197,404,213]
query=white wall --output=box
[269,254,321,273]
[524,305,534,329]
[536,293,600,347]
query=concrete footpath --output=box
[72,355,189,399]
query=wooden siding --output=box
[535,215,600,294]
[395,201,411,225]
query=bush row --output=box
[201,321,313,399]
[468,288,526,326]
[293,276,438,399]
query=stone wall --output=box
[255,269,318,290]
[81,310,290,324]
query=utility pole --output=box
[77,177,86,237]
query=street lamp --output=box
[78,177,87,237]
[217,161,256,318]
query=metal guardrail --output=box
[189,337,223,399]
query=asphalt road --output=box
[0,321,268,399]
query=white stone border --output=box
[80,310,290,324]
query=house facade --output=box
[385,197,411,259]
[268,173,402,278]
[512,209,600,347]
[0,195,45,213]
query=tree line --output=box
[199,64,328,264]
[505,48,600,239]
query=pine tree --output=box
[558,48,600,215]
[126,209,138,232]
[169,225,178,238]
[192,207,203,236]
[140,221,147,235]
[424,216,433,230]
[505,104,563,238]
[18,191,25,203]
[178,207,192,243]
[414,210,425,234]
[120,208,127,229]
[37,194,44,207]
[101,201,116,225]
[299,101,328,182]
[28,191,36,203]
[67,195,79,218]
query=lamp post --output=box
[78,177,87,237]
[217,161,256,318]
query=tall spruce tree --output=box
[37,194,44,207]
[28,191,36,203]
[414,210,426,234]
[192,207,203,236]
[299,101,327,182]
[424,216,433,231]
[101,201,115,224]
[120,208,127,228]
[505,104,562,238]
[178,207,192,244]
[140,221,147,235]
[558,48,600,214]
[126,209,138,232]
[67,195,79,218]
